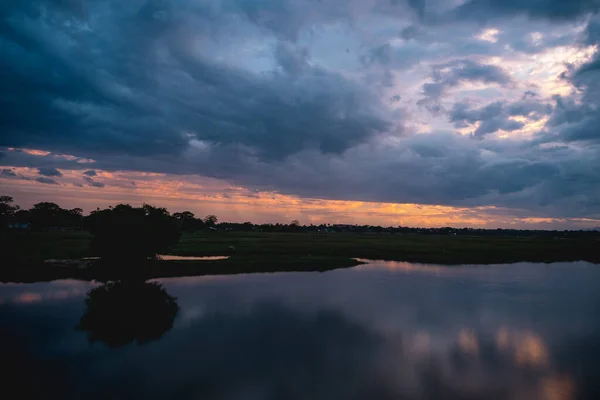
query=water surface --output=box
[2,261,600,399]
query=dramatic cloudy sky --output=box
[1,0,600,228]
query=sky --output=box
[1,0,600,229]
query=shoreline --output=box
[3,254,600,283]
[4,231,599,283]
[1,256,366,283]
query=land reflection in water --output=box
[1,260,599,399]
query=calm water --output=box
[2,261,600,400]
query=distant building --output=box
[332,224,354,232]
[8,222,31,230]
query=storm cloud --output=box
[35,177,59,185]
[37,167,62,177]
[419,59,513,113]
[83,175,105,188]
[450,98,552,137]
[449,0,600,22]
[0,0,599,223]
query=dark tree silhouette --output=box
[85,204,181,262]
[173,211,195,220]
[29,202,62,230]
[173,211,199,232]
[77,281,179,348]
[0,196,19,229]
[204,214,218,227]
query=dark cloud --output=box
[227,0,427,40]
[538,16,600,146]
[36,177,59,185]
[37,167,62,177]
[2,129,599,219]
[574,15,600,79]
[0,0,395,162]
[449,0,600,22]
[450,98,552,137]
[362,24,512,72]
[543,96,600,143]
[83,175,105,188]
[432,59,513,87]
[419,59,513,113]
[83,170,97,177]
[1,168,17,177]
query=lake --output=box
[2,260,600,399]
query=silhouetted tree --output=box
[0,196,19,233]
[85,204,181,262]
[29,202,63,230]
[204,214,218,227]
[174,211,195,220]
[77,281,179,348]
[174,211,198,232]
[70,208,83,218]
[13,209,30,224]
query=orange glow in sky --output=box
[2,162,598,229]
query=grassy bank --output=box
[2,256,363,283]
[3,231,599,282]
[173,231,600,265]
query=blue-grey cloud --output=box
[83,170,97,177]
[35,177,59,185]
[83,175,105,188]
[0,0,396,162]
[1,168,17,177]
[450,98,552,137]
[537,16,600,146]
[37,167,62,177]
[89,181,105,188]
[419,59,513,113]
[431,59,513,88]
[449,0,599,22]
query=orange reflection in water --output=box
[457,329,479,355]
[354,259,444,274]
[540,375,575,400]
[14,292,43,304]
[496,327,549,367]
[411,331,431,355]
[12,287,91,304]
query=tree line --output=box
[1,195,599,239]
[0,196,218,232]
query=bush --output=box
[85,204,180,262]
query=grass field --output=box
[172,231,600,264]
[3,230,596,282]
[5,230,599,266]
